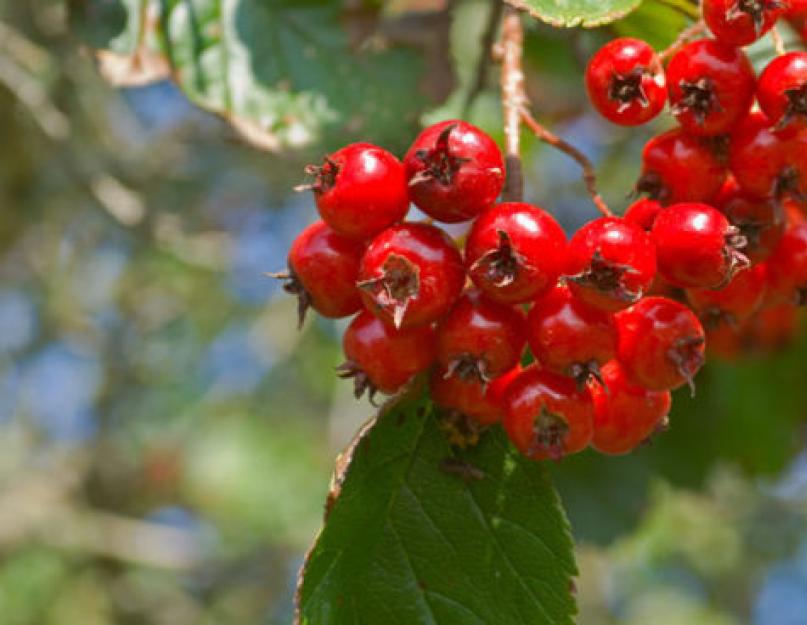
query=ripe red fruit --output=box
[591,361,672,456]
[358,222,465,329]
[666,40,755,137]
[436,290,526,382]
[431,365,522,426]
[757,52,807,132]
[636,128,726,205]
[272,221,363,327]
[302,143,409,241]
[718,192,785,264]
[651,202,749,288]
[624,198,665,231]
[766,222,807,305]
[747,302,803,350]
[502,366,594,461]
[703,0,785,47]
[526,285,617,386]
[585,38,667,126]
[686,262,768,327]
[339,310,435,401]
[616,296,706,392]
[465,202,567,304]
[404,120,505,223]
[566,216,657,312]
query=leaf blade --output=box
[505,0,643,28]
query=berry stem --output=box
[658,19,706,62]
[770,25,786,56]
[498,6,526,202]
[520,109,613,217]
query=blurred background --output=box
[1,0,806,623]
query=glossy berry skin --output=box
[651,203,748,289]
[358,223,465,329]
[566,217,657,312]
[757,52,807,133]
[585,38,667,126]
[718,191,785,264]
[431,365,522,426]
[306,143,409,241]
[666,40,755,137]
[340,310,436,401]
[526,285,617,385]
[591,361,672,456]
[465,202,567,304]
[686,262,768,327]
[766,222,807,305]
[275,221,364,327]
[404,120,504,223]
[624,198,665,231]
[502,366,594,461]
[703,0,785,47]
[436,290,526,382]
[616,296,706,392]
[637,129,726,205]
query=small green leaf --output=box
[297,392,577,625]
[505,0,643,28]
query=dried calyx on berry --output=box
[470,230,530,288]
[357,254,420,330]
[410,124,470,187]
[527,406,571,462]
[336,360,380,405]
[268,269,312,329]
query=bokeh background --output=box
[1,0,807,623]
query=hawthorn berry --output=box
[465,202,567,304]
[666,40,755,137]
[502,365,595,462]
[624,198,665,231]
[766,221,807,305]
[616,296,706,392]
[703,0,786,47]
[358,222,465,329]
[686,261,768,327]
[431,365,522,426]
[404,120,505,223]
[636,128,726,205]
[718,192,785,264]
[436,290,526,383]
[301,143,409,241]
[271,220,364,327]
[591,361,672,456]
[339,310,436,402]
[748,302,803,349]
[651,202,749,289]
[585,37,667,126]
[526,285,617,387]
[757,52,807,132]
[566,216,657,312]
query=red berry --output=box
[666,40,755,136]
[358,222,465,329]
[747,302,803,350]
[585,38,667,126]
[303,143,409,241]
[703,0,785,47]
[686,261,768,327]
[436,290,526,382]
[651,202,749,288]
[718,192,785,264]
[624,198,665,231]
[766,221,807,305]
[616,296,706,392]
[526,285,617,386]
[502,366,594,461]
[636,128,726,205]
[566,216,657,312]
[404,120,505,223]
[591,361,671,456]
[272,221,364,327]
[465,202,567,304]
[431,365,522,426]
[757,52,807,133]
[339,310,435,401]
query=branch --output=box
[771,26,787,56]
[658,19,706,61]
[497,7,526,202]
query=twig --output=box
[520,109,613,217]
[497,6,526,202]
[462,0,503,115]
[659,19,706,62]
[771,26,787,56]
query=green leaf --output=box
[505,0,643,28]
[613,0,691,50]
[296,392,577,625]
[69,0,143,53]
